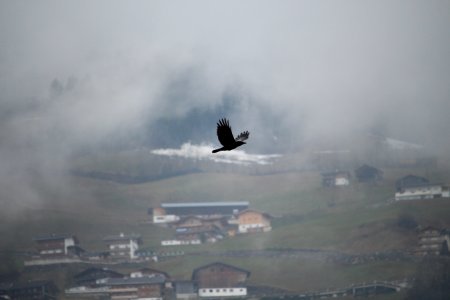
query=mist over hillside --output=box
[1,3,450,297]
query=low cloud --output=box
[151,142,281,165]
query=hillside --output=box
[2,163,450,295]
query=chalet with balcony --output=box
[192,262,250,298]
[66,275,166,300]
[32,234,80,258]
[395,182,450,201]
[103,276,166,300]
[235,209,272,234]
[103,233,142,260]
[415,226,450,256]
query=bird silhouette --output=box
[212,118,249,153]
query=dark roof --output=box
[192,262,251,280]
[355,164,382,174]
[74,267,123,280]
[103,276,165,286]
[103,233,142,242]
[396,175,429,186]
[32,233,75,242]
[402,182,444,189]
[8,280,56,291]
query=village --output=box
[1,163,450,300]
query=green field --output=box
[1,165,450,295]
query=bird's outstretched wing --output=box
[235,131,249,142]
[216,118,236,147]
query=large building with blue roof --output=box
[152,201,249,223]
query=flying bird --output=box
[212,118,249,153]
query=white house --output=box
[152,207,179,224]
[103,233,142,260]
[395,183,450,201]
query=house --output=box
[321,171,351,187]
[354,165,383,183]
[162,216,228,246]
[395,175,429,192]
[174,216,228,233]
[192,262,250,298]
[67,275,166,300]
[102,276,166,300]
[152,207,179,224]
[103,233,142,260]
[415,226,450,256]
[235,209,272,234]
[152,202,249,224]
[395,182,450,201]
[32,234,80,258]
[2,280,58,300]
[74,267,123,286]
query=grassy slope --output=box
[1,165,450,293]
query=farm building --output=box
[321,171,351,187]
[235,209,272,233]
[152,202,249,223]
[354,165,383,183]
[103,233,142,260]
[192,262,250,298]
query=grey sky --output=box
[1,0,450,185]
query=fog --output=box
[1,0,450,208]
[152,142,281,165]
